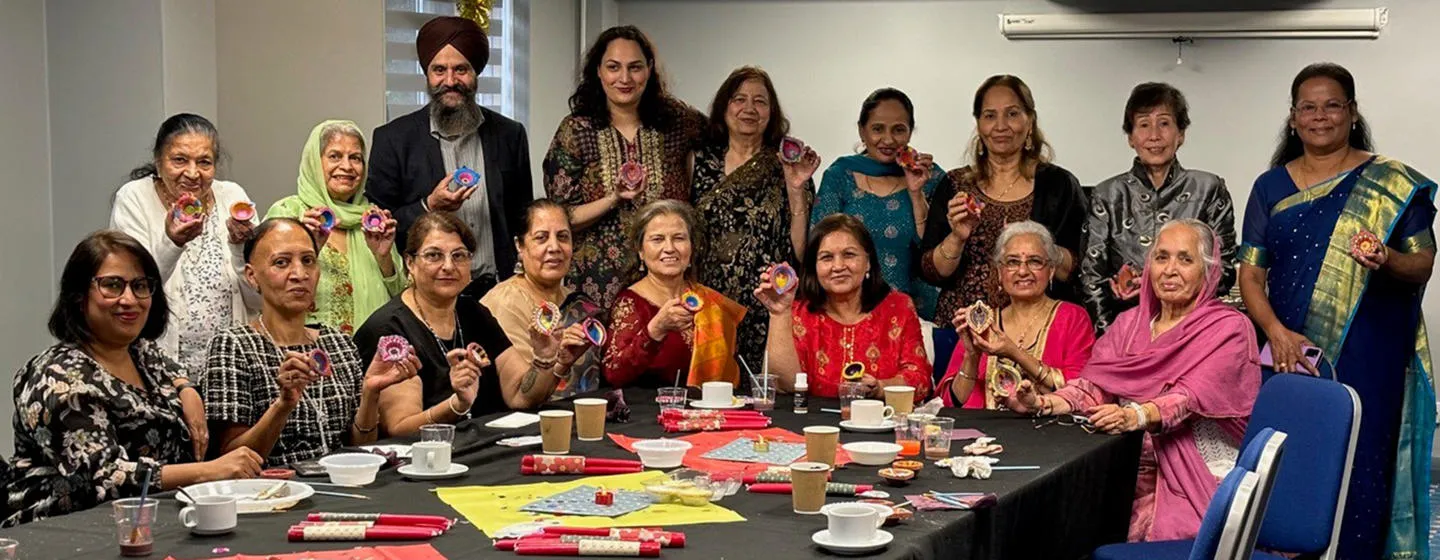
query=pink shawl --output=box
[1081,225,1260,540]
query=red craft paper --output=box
[165,543,447,560]
[609,427,851,476]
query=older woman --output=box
[937,221,1095,409]
[356,213,585,434]
[758,214,932,401]
[544,25,706,309]
[265,120,405,334]
[479,200,604,399]
[604,200,744,387]
[1012,219,1259,542]
[1239,63,1436,559]
[812,88,944,319]
[1082,83,1237,334]
[921,75,1087,318]
[204,219,418,465]
[6,231,263,526]
[693,66,818,369]
[111,113,258,376]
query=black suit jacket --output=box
[367,106,533,276]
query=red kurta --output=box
[603,288,693,387]
[791,291,932,402]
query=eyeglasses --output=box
[1032,414,1096,434]
[417,249,473,266]
[92,276,156,299]
[1001,257,1049,271]
[1293,100,1351,117]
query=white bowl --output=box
[318,453,386,486]
[842,441,904,466]
[632,439,693,468]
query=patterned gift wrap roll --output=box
[305,512,453,530]
[287,524,440,541]
[514,540,661,557]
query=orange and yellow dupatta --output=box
[686,286,747,387]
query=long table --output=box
[2,389,1140,559]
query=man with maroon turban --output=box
[368,15,533,299]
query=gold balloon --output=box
[457,0,492,33]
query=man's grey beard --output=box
[428,85,482,136]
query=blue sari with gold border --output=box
[1240,155,1436,559]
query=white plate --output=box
[361,444,412,458]
[398,463,469,480]
[176,479,314,514]
[839,420,896,433]
[689,400,746,410]
[812,529,893,555]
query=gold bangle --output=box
[448,394,472,416]
[353,420,378,434]
[938,243,960,261]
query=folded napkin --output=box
[485,412,540,429]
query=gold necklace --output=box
[1298,146,1352,189]
[1005,300,1054,350]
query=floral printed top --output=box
[176,209,237,374]
[542,99,706,309]
[692,144,811,370]
[316,246,357,334]
[789,291,932,402]
[5,341,193,526]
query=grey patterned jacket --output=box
[1080,159,1238,334]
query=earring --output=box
[977,143,986,158]
[865,272,871,280]
[1024,136,1033,151]
[1352,122,1357,131]
[513,260,523,275]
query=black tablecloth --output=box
[1,389,1140,559]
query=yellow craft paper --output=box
[434,471,747,536]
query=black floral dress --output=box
[5,341,194,526]
[692,144,810,370]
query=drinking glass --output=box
[838,382,866,421]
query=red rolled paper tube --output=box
[541,527,686,547]
[658,409,768,420]
[287,524,440,542]
[662,418,772,432]
[520,456,642,468]
[305,512,452,530]
[742,471,833,484]
[745,483,873,496]
[514,540,662,557]
[521,465,643,476]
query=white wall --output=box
[161,0,218,118]
[0,0,56,455]
[47,0,167,274]
[214,0,387,211]
[620,0,1440,365]
[530,0,583,187]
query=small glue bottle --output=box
[793,372,809,414]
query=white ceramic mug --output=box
[821,502,891,544]
[701,381,733,406]
[849,399,895,427]
[178,495,237,534]
[412,441,453,473]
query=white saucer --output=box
[189,526,235,536]
[839,420,896,433]
[812,529,893,555]
[689,400,745,410]
[398,463,469,480]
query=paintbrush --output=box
[131,467,154,544]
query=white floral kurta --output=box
[5,341,193,526]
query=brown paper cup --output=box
[790,462,832,514]
[804,425,840,467]
[884,386,916,415]
[539,410,574,454]
[573,398,607,441]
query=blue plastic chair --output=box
[1093,466,1259,560]
[1234,428,1287,559]
[930,326,959,387]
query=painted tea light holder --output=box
[680,291,704,312]
[310,348,332,376]
[965,301,994,335]
[769,262,798,295]
[1115,263,1141,293]
[896,146,923,171]
[377,335,412,363]
[962,192,986,216]
[534,301,561,335]
[467,342,490,365]
[316,207,337,231]
[452,166,481,189]
[1350,230,1382,259]
[618,161,646,192]
[174,193,205,223]
[229,201,256,222]
[582,318,607,346]
[778,136,806,164]
[361,209,386,233]
[842,361,866,382]
[992,364,1022,398]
